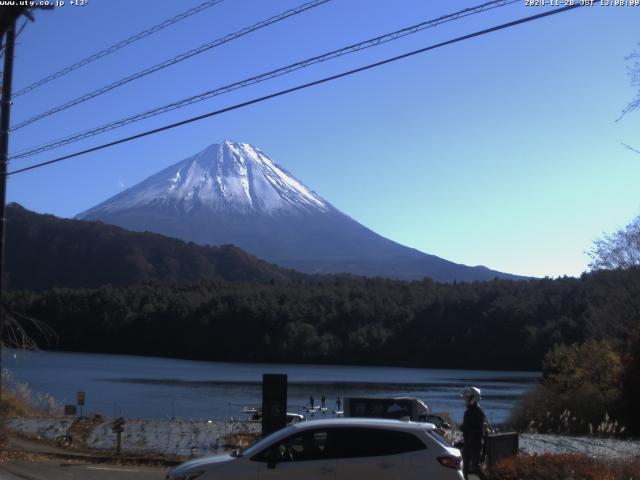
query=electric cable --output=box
[11,0,225,98]
[10,0,332,131]
[6,3,583,177]
[10,0,520,160]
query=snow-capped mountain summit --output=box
[77,141,521,281]
[80,141,329,217]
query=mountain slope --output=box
[5,203,301,290]
[77,141,522,282]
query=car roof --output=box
[289,418,436,431]
[238,418,441,459]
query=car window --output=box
[252,430,330,463]
[331,427,426,458]
[422,414,446,428]
[427,429,452,447]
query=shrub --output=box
[1,391,34,418]
[0,406,6,449]
[491,453,640,480]
[620,335,640,435]
[543,340,623,399]
[507,340,625,435]
[1,369,62,417]
[1,374,36,449]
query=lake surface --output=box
[2,350,539,425]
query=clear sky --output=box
[5,0,640,278]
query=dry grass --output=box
[1,390,53,463]
[1,390,37,451]
[0,407,6,449]
[0,448,52,464]
[1,391,38,418]
[1,369,63,456]
[507,382,629,437]
[1,369,62,417]
[491,453,640,480]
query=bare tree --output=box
[621,45,640,118]
[1,308,56,351]
[619,45,640,153]
[589,215,640,270]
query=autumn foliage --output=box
[491,454,640,480]
[508,340,626,435]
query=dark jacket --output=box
[461,403,486,446]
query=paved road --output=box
[0,460,166,480]
[7,437,80,456]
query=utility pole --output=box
[0,16,17,408]
[0,5,52,409]
[0,8,27,41]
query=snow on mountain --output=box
[77,140,523,282]
[79,141,329,218]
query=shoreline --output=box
[6,415,640,460]
[3,347,544,374]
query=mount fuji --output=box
[77,141,520,281]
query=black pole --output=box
[0,20,16,406]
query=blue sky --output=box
[5,0,640,278]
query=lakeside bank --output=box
[6,415,640,460]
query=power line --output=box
[11,0,332,131]
[7,3,583,177]
[10,0,519,160]
[11,0,225,98]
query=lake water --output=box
[2,349,539,425]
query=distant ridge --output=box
[77,140,524,282]
[5,203,303,291]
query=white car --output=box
[166,418,463,480]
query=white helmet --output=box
[462,386,481,404]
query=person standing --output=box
[461,386,488,480]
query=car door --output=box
[254,429,336,480]
[332,427,399,480]
[332,427,425,480]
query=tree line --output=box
[6,267,639,371]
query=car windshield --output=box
[238,426,297,458]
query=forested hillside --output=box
[5,203,303,289]
[7,268,639,370]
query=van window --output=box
[331,427,426,458]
